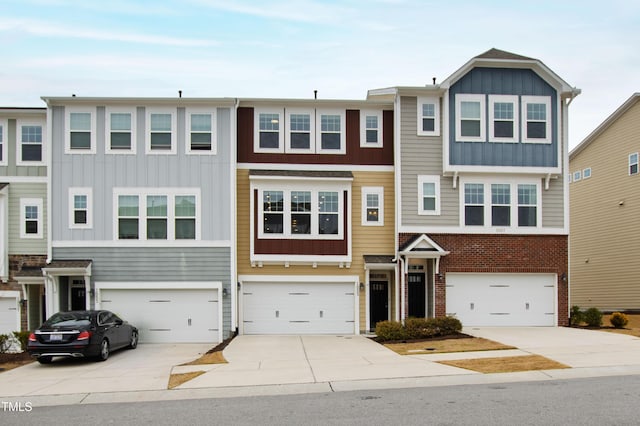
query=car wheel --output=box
[37,356,53,364]
[128,331,138,349]
[97,339,110,362]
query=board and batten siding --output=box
[0,118,47,178]
[50,105,233,242]
[570,100,640,310]
[8,182,47,255]
[53,246,233,335]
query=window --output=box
[291,191,311,234]
[318,191,339,234]
[522,96,551,143]
[175,196,196,239]
[464,183,484,225]
[20,198,43,239]
[317,110,345,154]
[583,168,591,179]
[361,187,384,226]
[146,195,168,239]
[263,191,284,234]
[418,176,440,215]
[283,108,345,154]
[106,109,135,153]
[489,95,519,142]
[518,184,537,227]
[573,170,581,182]
[187,110,216,154]
[66,109,95,153]
[18,123,44,164]
[629,153,638,175]
[254,108,284,153]
[455,94,485,142]
[118,195,139,240]
[360,111,383,147]
[417,97,440,136]
[286,110,313,153]
[147,109,176,154]
[0,120,5,165]
[491,184,511,226]
[69,188,92,229]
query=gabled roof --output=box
[474,48,534,61]
[399,234,448,255]
[570,93,640,159]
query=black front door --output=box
[369,281,388,329]
[71,287,86,310]
[408,273,425,318]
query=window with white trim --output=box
[455,94,485,142]
[522,96,551,143]
[317,110,345,154]
[118,195,139,240]
[254,108,284,153]
[318,191,339,234]
[286,109,313,153]
[361,187,384,226]
[629,153,638,175]
[146,195,168,239]
[146,109,176,154]
[263,190,284,234]
[417,97,440,136]
[489,95,519,142]
[361,111,383,147]
[583,167,591,179]
[418,175,440,215]
[0,120,5,165]
[187,109,216,154]
[573,170,581,182]
[18,123,44,164]
[291,191,311,234]
[66,109,95,153]
[175,195,196,239]
[20,198,43,239]
[106,109,135,153]
[69,188,92,229]
[491,184,510,226]
[464,183,484,225]
[517,184,537,227]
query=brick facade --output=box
[399,233,569,326]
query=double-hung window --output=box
[146,195,168,239]
[629,153,638,175]
[66,109,95,153]
[418,176,440,215]
[263,191,284,234]
[317,111,345,153]
[522,96,551,143]
[318,191,339,234]
[106,108,135,153]
[187,110,216,154]
[69,188,92,229]
[286,110,313,152]
[20,198,43,239]
[360,111,383,147]
[417,97,440,136]
[517,184,537,227]
[175,196,196,239]
[489,95,518,142]
[254,108,284,153]
[464,183,485,226]
[118,195,139,240]
[291,191,311,234]
[147,109,176,154]
[18,123,44,164]
[456,94,485,142]
[361,187,384,226]
[491,184,511,226]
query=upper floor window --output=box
[69,188,92,229]
[629,153,638,175]
[146,109,176,154]
[317,112,344,153]
[522,96,551,143]
[418,175,440,215]
[361,187,384,226]
[455,94,485,142]
[489,95,519,143]
[175,195,196,239]
[282,108,345,154]
[187,110,216,154]
[360,111,383,147]
[318,191,339,234]
[583,167,591,179]
[286,110,313,153]
[18,123,44,164]
[517,184,537,227]
[66,109,95,153]
[20,198,43,239]
[573,170,581,182]
[464,183,485,225]
[254,108,284,153]
[491,184,511,226]
[106,108,135,154]
[263,190,284,234]
[117,195,139,240]
[146,195,168,239]
[0,120,5,165]
[417,97,440,136]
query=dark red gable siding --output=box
[237,107,393,165]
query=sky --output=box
[1,0,639,149]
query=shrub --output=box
[570,305,583,326]
[375,320,407,341]
[12,331,31,352]
[404,318,438,339]
[609,312,629,329]
[431,316,463,335]
[0,334,11,353]
[583,307,603,327]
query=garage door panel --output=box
[0,297,18,335]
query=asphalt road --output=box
[4,375,640,425]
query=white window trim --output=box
[573,170,581,182]
[16,120,46,166]
[112,188,201,241]
[285,108,315,154]
[417,96,440,137]
[360,110,383,148]
[316,109,346,155]
[69,187,93,229]
[361,186,384,226]
[254,107,285,153]
[418,175,441,216]
[521,95,552,144]
[488,95,519,143]
[629,153,638,175]
[186,108,217,155]
[583,167,591,179]
[146,108,177,155]
[65,107,96,155]
[455,94,485,142]
[0,119,7,166]
[20,198,43,239]
[105,107,137,155]
[459,177,541,230]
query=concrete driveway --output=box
[0,343,210,397]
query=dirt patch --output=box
[596,313,640,337]
[168,371,205,389]
[181,351,227,365]
[384,336,515,355]
[0,352,34,373]
[438,355,570,374]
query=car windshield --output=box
[43,312,92,328]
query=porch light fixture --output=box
[437,273,444,280]
[222,288,228,297]
[359,283,364,291]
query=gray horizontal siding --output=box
[0,119,47,177]
[541,177,564,228]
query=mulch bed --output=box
[0,352,32,363]
[205,334,236,354]
[371,333,473,344]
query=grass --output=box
[384,336,515,355]
[167,371,205,389]
[438,355,570,374]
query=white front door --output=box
[0,294,19,335]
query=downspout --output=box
[231,97,239,336]
[393,90,402,323]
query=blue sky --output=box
[2,0,639,148]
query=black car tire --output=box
[128,331,138,349]
[37,356,53,364]
[97,339,110,362]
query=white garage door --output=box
[100,288,219,343]
[242,281,355,334]
[0,296,18,335]
[446,273,556,326]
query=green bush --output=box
[609,312,629,329]
[570,305,583,326]
[404,318,438,339]
[12,331,31,352]
[583,307,603,327]
[0,334,11,353]
[374,321,407,341]
[375,316,463,342]
[431,316,463,335]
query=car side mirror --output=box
[115,319,123,325]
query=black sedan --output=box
[28,310,138,364]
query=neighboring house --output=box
[236,98,396,334]
[369,49,579,326]
[41,97,236,343]
[569,93,640,311]
[0,107,48,334]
